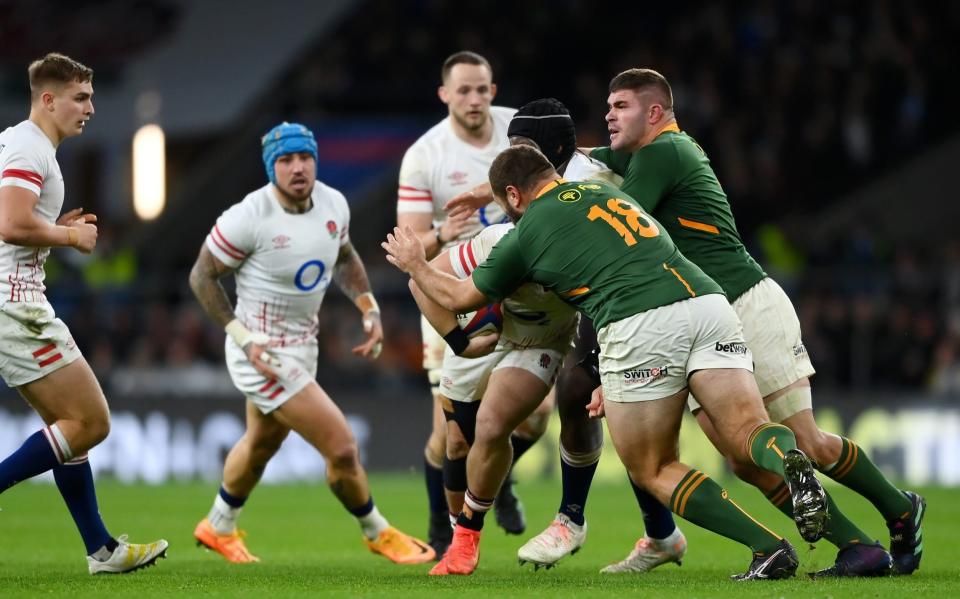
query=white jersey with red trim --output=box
[562,151,623,186]
[0,120,65,304]
[206,182,349,348]
[450,223,577,348]
[397,106,515,247]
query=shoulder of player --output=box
[405,116,454,152]
[490,106,517,123]
[311,180,350,214]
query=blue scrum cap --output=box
[261,122,318,184]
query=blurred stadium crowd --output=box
[3,0,959,397]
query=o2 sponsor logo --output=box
[479,204,509,227]
[294,259,330,292]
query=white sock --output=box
[208,494,242,534]
[652,527,684,546]
[357,505,389,540]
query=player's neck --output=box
[27,110,64,148]
[637,116,678,149]
[452,119,493,149]
[272,185,313,214]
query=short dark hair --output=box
[441,51,492,83]
[609,68,673,110]
[488,145,556,200]
[29,53,93,100]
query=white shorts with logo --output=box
[439,340,567,403]
[225,338,318,414]
[598,293,753,403]
[688,277,816,412]
[0,301,82,387]
[421,314,446,388]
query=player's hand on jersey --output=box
[443,182,493,221]
[352,309,384,361]
[586,385,605,418]
[58,208,98,254]
[461,331,499,358]
[438,205,477,241]
[382,226,426,273]
[245,340,282,379]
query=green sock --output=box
[821,437,911,521]
[671,469,781,554]
[748,423,799,477]
[764,481,872,548]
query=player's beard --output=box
[453,110,488,133]
[276,181,314,211]
[503,203,523,223]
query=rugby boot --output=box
[888,491,926,575]
[365,526,435,564]
[783,449,828,542]
[518,513,587,570]
[494,475,526,535]
[194,518,259,563]
[731,539,798,581]
[88,534,168,574]
[429,525,480,575]
[809,542,892,578]
[601,528,687,574]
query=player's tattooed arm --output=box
[189,245,237,327]
[333,241,373,301]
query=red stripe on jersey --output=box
[32,343,56,358]
[44,426,65,463]
[268,386,284,400]
[2,169,43,187]
[457,243,469,274]
[38,353,63,368]
[398,185,432,195]
[209,228,245,260]
[259,379,277,392]
[397,196,433,202]
[213,225,246,257]
[465,240,478,270]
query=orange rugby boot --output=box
[365,526,436,564]
[194,518,260,563]
[429,525,480,575]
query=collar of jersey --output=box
[535,178,567,199]
[655,121,681,138]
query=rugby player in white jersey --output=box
[397,51,540,553]
[189,122,433,565]
[0,53,167,574]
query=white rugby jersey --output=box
[206,182,350,347]
[562,151,623,186]
[397,106,515,247]
[0,120,65,304]
[450,223,577,348]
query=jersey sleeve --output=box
[0,143,46,197]
[448,224,512,279]
[619,142,678,213]
[205,201,256,268]
[470,227,529,302]
[397,144,434,214]
[589,147,632,177]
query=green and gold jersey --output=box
[591,126,766,301]
[471,179,722,330]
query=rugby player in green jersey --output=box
[583,68,923,577]
[384,144,831,580]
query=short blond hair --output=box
[28,53,93,100]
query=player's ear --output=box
[489,83,497,100]
[438,85,449,105]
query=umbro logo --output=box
[272,235,291,249]
[447,171,469,186]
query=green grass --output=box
[0,474,957,597]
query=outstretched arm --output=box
[382,226,489,313]
[333,241,383,360]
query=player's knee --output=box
[556,369,595,420]
[327,443,361,475]
[83,412,111,447]
[474,412,512,446]
[445,428,470,460]
[425,433,446,466]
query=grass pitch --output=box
[0,474,957,597]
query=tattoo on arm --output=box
[188,245,238,327]
[333,242,372,301]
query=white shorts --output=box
[421,314,446,387]
[0,301,82,387]
[225,338,318,414]
[598,294,753,403]
[688,277,816,412]
[439,341,566,403]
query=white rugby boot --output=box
[517,513,587,570]
[601,528,687,573]
[87,535,169,574]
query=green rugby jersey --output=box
[591,125,766,301]
[471,179,722,330]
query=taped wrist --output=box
[354,291,380,316]
[443,326,470,356]
[225,318,268,348]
